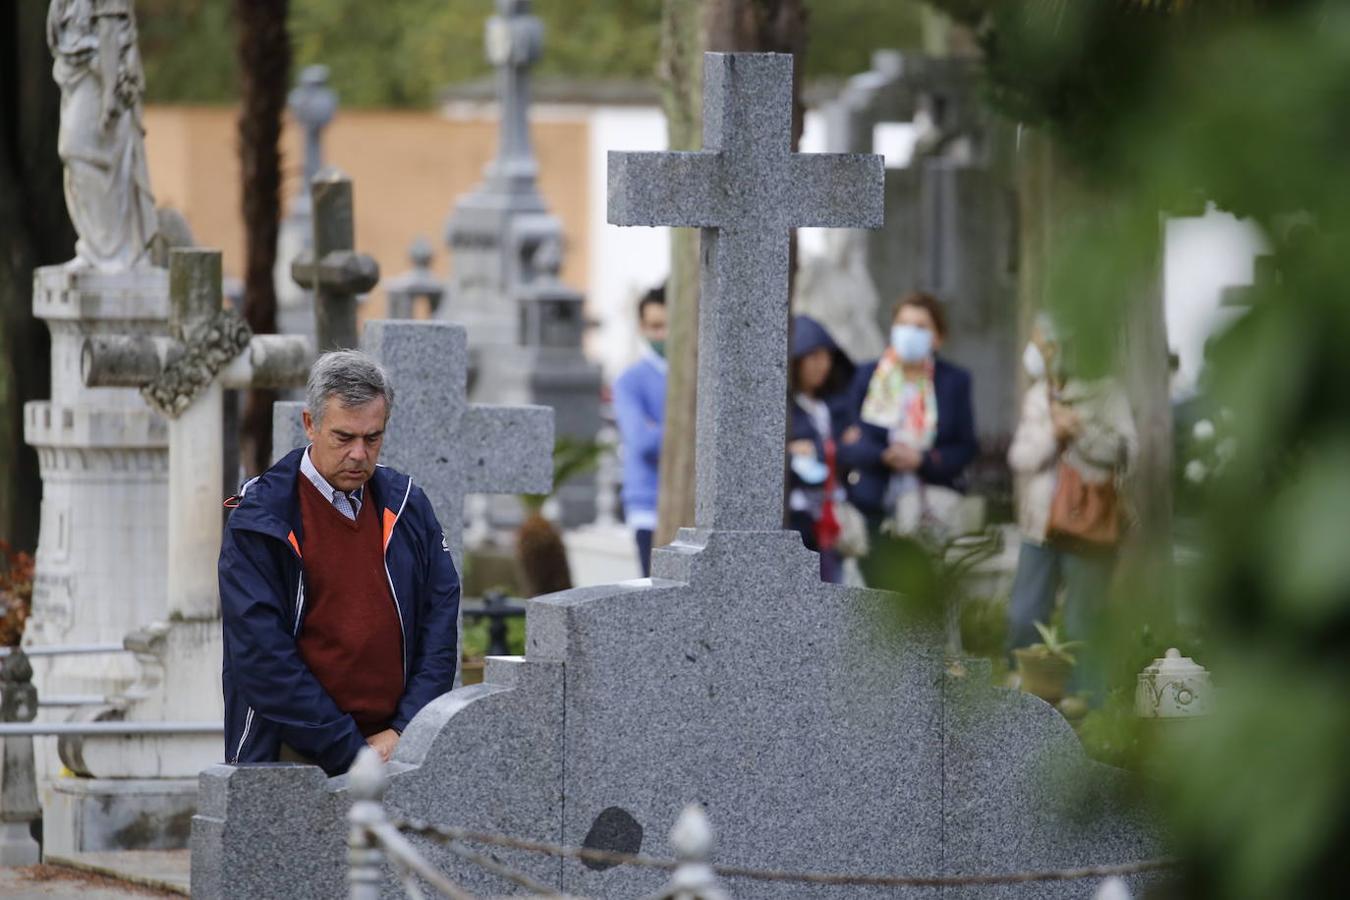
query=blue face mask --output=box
[890,324,934,363]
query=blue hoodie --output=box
[613,350,666,523]
[217,447,460,775]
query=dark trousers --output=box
[635,528,653,578]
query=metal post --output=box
[347,747,388,900]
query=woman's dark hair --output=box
[790,348,850,398]
[638,284,666,322]
[892,290,948,337]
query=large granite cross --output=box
[272,321,553,568]
[291,168,379,352]
[608,53,884,532]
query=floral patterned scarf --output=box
[860,349,938,450]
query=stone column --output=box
[24,267,170,697]
[166,252,227,620]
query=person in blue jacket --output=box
[612,285,668,576]
[787,316,855,583]
[840,291,978,585]
[218,351,459,776]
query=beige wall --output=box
[142,106,590,321]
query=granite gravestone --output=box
[267,320,554,572]
[191,54,1157,900]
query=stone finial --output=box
[608,53,883,532]
[647,804,729,900]
[0,649,36,724]
[386,237,445,319]
[347,747,387,804]
[0,646,40,865]
[1093,876,1134,900]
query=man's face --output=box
[302,397,388,493]
[638,302,668,344]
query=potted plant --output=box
[1013,621,1082,704]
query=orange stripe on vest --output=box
[382,509,397,550]
[287,531,302,558]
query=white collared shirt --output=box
[300,446,364,521]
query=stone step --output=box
[42,850,189,897]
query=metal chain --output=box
[391,816,1176,888]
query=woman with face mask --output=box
[1005,314,1137,701]
[786,316,856,584]
[838,292,979,585]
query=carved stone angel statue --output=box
[47,0,158,272]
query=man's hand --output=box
[366,728,399,763]
[788,439,816,458]
[882,443,923,472]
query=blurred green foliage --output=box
[915,0,1350,897]
[138,0,923,108]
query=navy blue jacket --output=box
[838,356,978,515]
[218,448,460,775]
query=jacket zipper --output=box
[384,479,413,679]
[232,706,255,763]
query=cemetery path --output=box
[0,862,182,898]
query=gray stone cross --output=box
[609,52,884,532]
[272,321,553,568]
[287,65,338,218]
[291,168,379,352]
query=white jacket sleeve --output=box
[1007,385,1059,475]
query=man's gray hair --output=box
[306,350,395,425]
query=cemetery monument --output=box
[192,53,1159,899]
[25,0,169,702]
[441,0,601,527]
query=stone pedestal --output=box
[42,776,197,855]
[24,266,170,697]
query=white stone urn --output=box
[1135,647,1212,718]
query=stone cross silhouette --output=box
[287,65,337,219]
[271,321,553,568]
[291,168,379,351]
[608,53,884,532]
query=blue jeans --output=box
[1006,540,1115,697]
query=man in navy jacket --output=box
[218,351,460,776]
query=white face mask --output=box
[890,324,934,363]
[1022,342,1046,380]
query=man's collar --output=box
[300,446,363,501]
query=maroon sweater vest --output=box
[295,477,404,736]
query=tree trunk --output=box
[655,0,810,546]
[1015,136,1173,567]
[0,2,77,551]
[234,0,291,475]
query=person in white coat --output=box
[1005,316,1138,691]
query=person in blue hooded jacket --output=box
[786,316,855,583]
[218,351,459,776]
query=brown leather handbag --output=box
[1046,461,1120,550]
